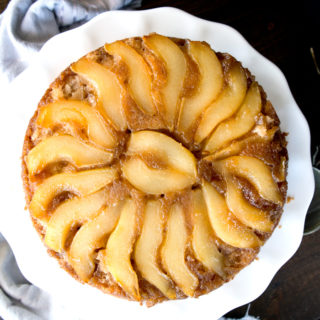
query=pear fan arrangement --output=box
[23,34,287,304]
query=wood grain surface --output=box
[1,0,319,319]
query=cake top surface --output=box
[22,33,288,306]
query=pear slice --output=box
[204,82,262,153]
[143,34,187,130]
[225,176,273,232]
[71,58,127,130]
[161,203,199,297]
[123,131,197,194]
[204,138,249,161]
[36,99,115,149]
[122,157,195,195]
[26,135,113,176]
[104,41,156,115]
[177,41,223,134]
[191,189,225,277]
[221,156,282,205]
[127,131,197,177]
[204,127,278,161]
[202,181,261,248]
[68,201,123,281]
[134,200,176,299]
[45,189,107,252]
[29,168,117,221]
[195,63,247,143]
[101,199,140,300]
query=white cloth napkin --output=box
[0,234,50,320]
[0,0,141,87]
[0,1,259,319]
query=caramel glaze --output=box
[21,36,288,306]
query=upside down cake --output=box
[22,33,288,306]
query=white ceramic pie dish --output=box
[0,7,314,320]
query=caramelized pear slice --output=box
[134,200,176,299]
[195,63,247,143]
[45,189,107,252]
[101,199,140,300]
[222,156,282,205]
[36,99,115,149]
[225,177,273,232]
[26,135,113,176]
[202,181,262,248]
[161,203,199,297]
[123,131,197,194]
[191,189,225,277]
[71,58,127,130]
[122,158,195,195]
[204,82,262,153]
[68,201,122,281]
[204,127,278,161]
[30,168,117,221]
[143,34,187,130]
[104,41,156,115]
[127,131,197,177]
[177,41,223,134]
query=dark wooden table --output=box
[1,0,319,319]
[0,0,7,12]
